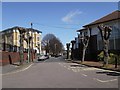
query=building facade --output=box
[84,10,120,54]
[71,10,120,61]
[0,26,42,54]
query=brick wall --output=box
[0,51,36,66]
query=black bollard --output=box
[115,57,117,68]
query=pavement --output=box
[2,61,34,75]
[70,60,120,72]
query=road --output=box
[2,56,119,88]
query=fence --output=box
[0,50,36,66]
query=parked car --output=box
[44,55,49,59]
[38,55,49,61]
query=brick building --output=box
[0,26,42,65]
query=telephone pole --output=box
[31,22,34,62]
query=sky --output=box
[2,2,118,47]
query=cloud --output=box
[62,10,82,23]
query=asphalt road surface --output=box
[2,56,120,88]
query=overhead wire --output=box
[32,22,80,30]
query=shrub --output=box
[109,53,116,64]
[97,51,104,61]
[98,51,120,65]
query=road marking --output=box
[71,69,78,72]
[67,68,71,70]
[68,66,71,68]
[2,63,33,76]
[64,66,66,68]
[93,78,117,83]
[82,74,87,77]
[72,70,77,72]
[70,67,78,69]
[82,68,98,71]
[100,69,120,74]
[72,69,75,71]
[22,64,33,71]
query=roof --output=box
[84,10,120,27]
[77,28,87,32]
[71,40,76,43]
[27,28,42,33]
[1,26,42,33]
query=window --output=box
[37,37,39,41]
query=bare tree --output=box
[18,27,26,65]
[98,24,112,66]
[66,43,70,59]
[42,34,63,55]
[78,28,90,62]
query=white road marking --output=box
[2,63,33,76]
[22,64,33,71]
[72,70,77,72]
[93,78,117,83]
[14,66,19,67]
[82,74,87,77]
[100,69,120,74]
[67,68,71,70]
[71,69,78,72]
[72,69,75,71]
[68,66,71,68]
[64,66,66,68]
[70,67,78,69]
[82,68,98,71]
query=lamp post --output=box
[30,23,34,62]
[98,24,112,66]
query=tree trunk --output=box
[28,42,31,63]
[103,40,109,66]
[82,47,86,62]
[19,35,24,65]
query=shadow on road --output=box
[70,64,87,68]
[96,71,120,76]
[11,63,20,66]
